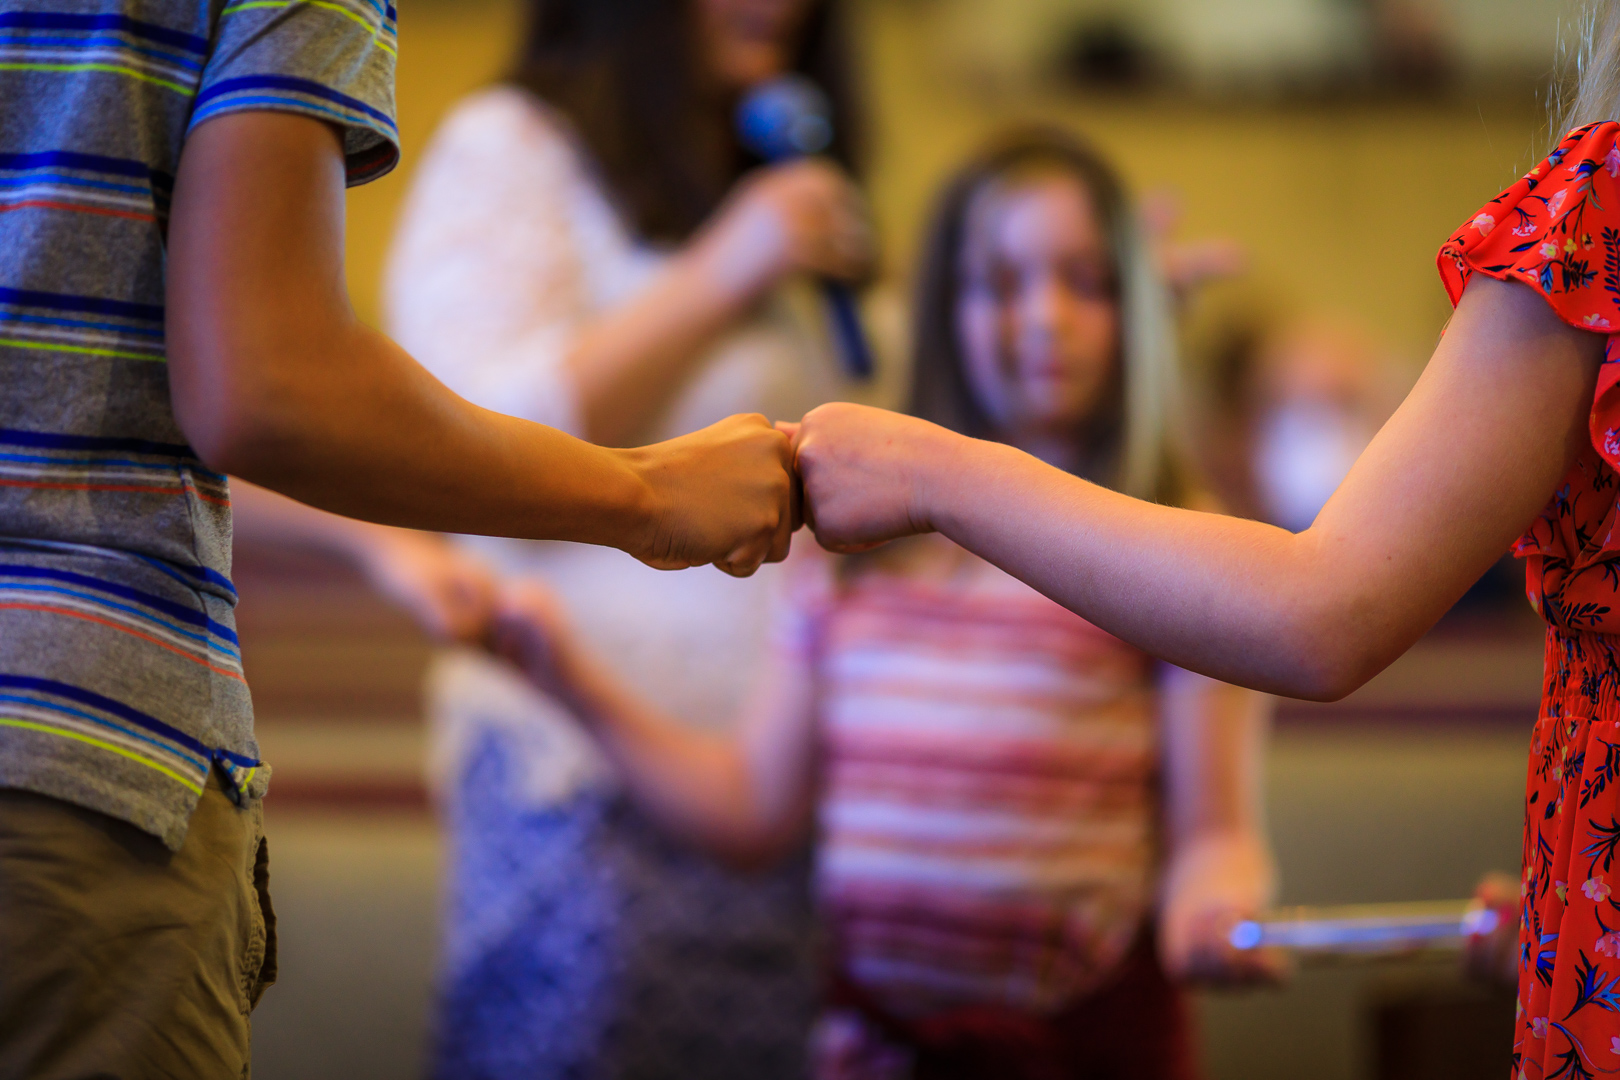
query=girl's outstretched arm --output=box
[489,581,822,866]
[793,275,1601,700]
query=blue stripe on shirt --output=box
[131,555,238,602]
[0,151,174,189]
[0,451,192,472]
[0,581,241,660]
[0,428,198,460]
[0,691,208,771]
[0,312,165,338]
[193,73,396,131]
[0,674,258,764]
[0,174,154,199]
[0,286,162,323]
[0,676,260,770]
[0,564,239,645]
[0,32,207,71]
[0,11,208,54]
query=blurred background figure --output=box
[1248,320,1389,534]
[379,0,881,1076]
[1196,316,1400,533]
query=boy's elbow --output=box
[169,339,315,481]
[174,383,293,479]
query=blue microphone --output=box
[736,75,874,380]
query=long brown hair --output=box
[908,128,1187,504]
[509,0,863,245]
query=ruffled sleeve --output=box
[1438,121,1620,468]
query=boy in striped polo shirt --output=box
[0,1,797,1073]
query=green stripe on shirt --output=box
[0,61,196,95]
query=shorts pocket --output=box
[242,828,277,1011]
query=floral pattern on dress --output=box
[1441,121,1620,1079]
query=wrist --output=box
[1164,830,1276,907]
[601,445,665,561]
[917,428,1003,539]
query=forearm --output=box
[1160,673,1274,877]
[167,116,653,550]
[927,445,1358,697]
[1156,672,1278,982]
[188,317,653,548]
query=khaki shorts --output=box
[0,777,276,1080]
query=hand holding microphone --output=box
[731,75,877,379]
[696,161,872,306]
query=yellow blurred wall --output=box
[346,0,1550,368]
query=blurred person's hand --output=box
[1139,189,1246,301]
[353,529,499,645]
[486,578,631,731]
[486,577,593,707]
[1159,832,1289,987]
[1464,870,1520,988]
[628,412,798,576]
[696,158,874,302]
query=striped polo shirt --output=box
[0,0,396,847]
[814,559,1161,1017]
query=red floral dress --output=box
[1442,121,1620,1078]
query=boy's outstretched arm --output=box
[794,275,1601,698]
[166,112,794,576]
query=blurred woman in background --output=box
[382,0,877,1076]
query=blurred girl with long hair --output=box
[494,130,1278,1080]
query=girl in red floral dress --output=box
[1438,119,1620,1080]
[781,7,1620,1075]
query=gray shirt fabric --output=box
[0,0,397,848]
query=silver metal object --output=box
[1229,899,1500,956]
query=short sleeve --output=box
[1439,121,1620,469]
[188,0,399,185]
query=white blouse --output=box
[384,86,890,804]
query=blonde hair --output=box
[1559,1,1620,137]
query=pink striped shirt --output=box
[812,550,1161,1017]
